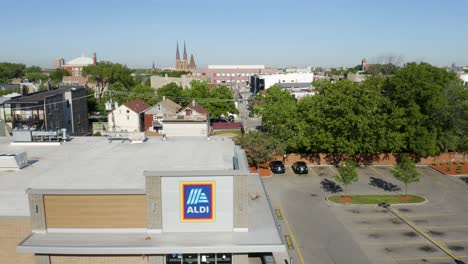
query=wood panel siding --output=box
[44,195,147,228]
[0,218,34,264]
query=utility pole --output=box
[108,90,116,132]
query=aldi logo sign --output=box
[181,182,215,222]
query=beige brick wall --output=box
[0,218,34,264]
[50,255,150,264]
[233,175,248,229]
[145,176,162,229]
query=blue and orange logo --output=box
[180,182,215,222]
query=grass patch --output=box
[328,195,425,204]
[213,129,242,135]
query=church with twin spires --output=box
[176,41,196,70]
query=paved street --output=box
[263,166,468,264]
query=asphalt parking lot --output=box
[263,165,468,264]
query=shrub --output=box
[456,166,462,174]
[447,166,451,171]
[93,131,102,136]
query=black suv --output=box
[292,161,308,174]
[270,160,285,174]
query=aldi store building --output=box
[0,137,287,264]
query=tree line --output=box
[252,62,467,158]
[0,63,70,85]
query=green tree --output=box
[49,69,70,84]
[255,85,299,151]
[334,160,359,195]
[144,78,151,87]
[391,155,420,196]
[0,62,26,83]
[98,82,130,112]
[234,131,280,169]
[182,80,210,106]
[383,62,458,156]
[129,84,157,105]
[157,82,183,101]
[297,79,405,155]
[82,62,134,102]
[25,72,48,82]
[24,66,42,74]
[204,85,238,117]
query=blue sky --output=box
[1,0,467,68]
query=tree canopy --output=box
[82,62,134,101]
[254,62,467,157]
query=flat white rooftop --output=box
[0,137,235,217]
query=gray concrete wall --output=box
[161,176,233,232]
[146,176,162,230]
[29,194,46,231]
[150,76,193,90]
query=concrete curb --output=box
[324,195,429,207]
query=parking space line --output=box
[366,240,430,245]
[421,224,468,230]
[328,166,338,175]
[388,207,459,261]
[351,213,454,219]
[367,239,468,245]
[280,204,306,264]
[369,166,386,178]
[309,167,318,177]
[354,227,411,231]
[384,255,468,262]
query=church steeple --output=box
[189,54,196,69]
[183,41,188,60]
[176,42,180,60]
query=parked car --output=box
[270,160,285,174]
[292,161,308,174]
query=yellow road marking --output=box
[370,166,387,178]
[384,255,468,262]
[309,167,318,177]
[285,235,294,250]
[328,166,338,175]
[280,204,305,264]
[275,209,283,220]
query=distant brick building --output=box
[62,53,97,77]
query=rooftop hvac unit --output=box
[0,152,28,170]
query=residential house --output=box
[107,99,150,132]
[144,97,181,133]
[5,86,89,135]
[162,100,210,137]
